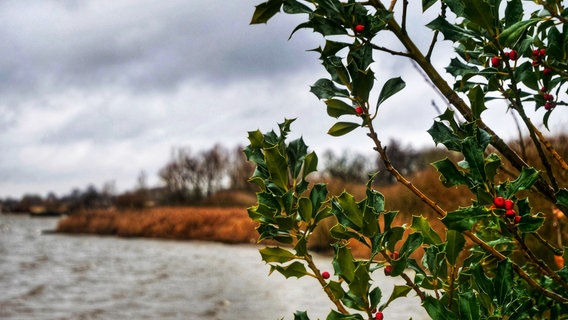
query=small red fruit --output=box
[532,59,540,67]
[391,251,399,260]
[532,49,540,56]
[384,265,393,276]
[493,197,506,208]
[321,271,330,279]
[508,50,518,60]
[539,48,546,57]
[545,101,556,110]
[354,24,365,33]
[514,215,522,224]
[504,199,514,210]
[544,93,554,101]
[505,209,516,218]
[375,311,384,320]
[540,86,547,93]
[543,68,552,76]
[355,106,364,115]
[491,56,501,67]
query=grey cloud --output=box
[0,0,318,97]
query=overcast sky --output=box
[1,1,566,199]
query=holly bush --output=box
[245,0,568,319]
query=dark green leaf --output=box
[422,0,438,12]
[499,19,539,47]
[462,136,486,182]
[303,151,318,177]
[442,206,488,232]
[369,286,382,308]
[283,0,312,14]
[381,285,412,309]
[251,0,283,24]
[428,121,462,151]
[556,188,568,213]
[326,99,357,118]
[411,215,442,245]
[446,230,465,265]
[326,310,364,320]
[494,259,513,305]
[265,145,289,191]
[462,0,496,34]
[376,77,406,108]
[458,292,481,320]
[298,197,313,222]
[332,192,364,229]
[506,167,540,198]
[399,233,423,258]
[432,158,471,188]
[327,122,360,137]
[426,16,474,41]
[445,58,479,78]
[310,183,328,216]
[293,310,311,320]
[271,261,309,279]
[310,78,350,99]
[333,244,356,283]
[517,214,545,233]
[352,68,375,102]
[504,0,523,27]
[423,296,458,320]
[260,246,296,263]
[468,86,486,119]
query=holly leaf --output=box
[327,122,360,137]
[376,77,406,108]
[251,0,283,24]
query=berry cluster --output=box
[490,49,518,68]
[531,48,547,66]
[493,197,521,224]
[540,87,556,110]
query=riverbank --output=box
[55,207,377,256]
[56,207,259,244]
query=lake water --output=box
[0,214,428,320]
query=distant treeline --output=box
[6,133,567,215]
[1,140,443,214]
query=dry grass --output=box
[57,207,260,244]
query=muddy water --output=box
[0,214,428,320]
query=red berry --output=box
[543,68,552,76]
[532,49,540,56]
[532,59,540,67]
[504,199,514,210]
[354,24,365,33]
[505,209,516,218]
[384,265,392,276]
[391,251,399,260]
[540,86,547,92]
[539,48,546,57]
[508,50,518,60]
[375,311,384,320]
[545,101,556,110]
[493,197,506,208]
[355,106,364,115]
[321,271,330,279]
[491,56,501,67]
[544,93,554,101]
[371,308,377,314]
[514,215,522,224]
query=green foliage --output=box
[248,0,568,319]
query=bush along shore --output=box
[56,207,260,244]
